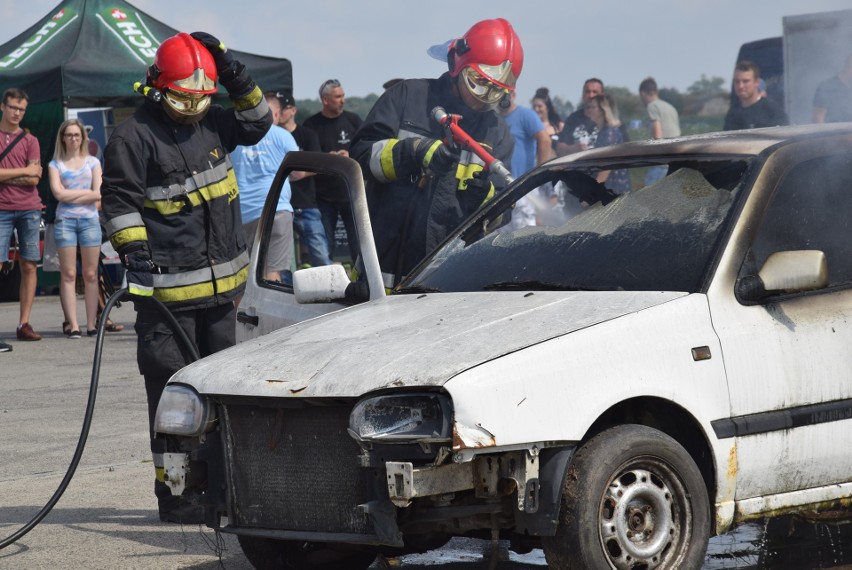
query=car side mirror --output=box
[737,250,828,302]
[293,265,352,304]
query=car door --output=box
[236,152,360,342]
[708,138,852,505]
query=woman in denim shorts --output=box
[48,119,102,338]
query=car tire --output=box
[237,536,377,570]
[542,424,710,569]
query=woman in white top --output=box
[48,119,102,338]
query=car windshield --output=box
[402,157,753,294]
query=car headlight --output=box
[349,393,453,443]
[154,384,216,436]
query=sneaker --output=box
[0,340,11,353]
[66,329,82,339]
[16,323,42,341]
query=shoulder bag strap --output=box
[0,130,29,165]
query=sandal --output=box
[62,321,71,335]
[104,319,125,332]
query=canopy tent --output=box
[0,0,292,220]
[0,0,292,106]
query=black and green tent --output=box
[0,0,291,215]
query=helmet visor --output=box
[164,89,211,116]
[461,66,508,106]
[172,67,217,94]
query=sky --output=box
[2,0,852,107]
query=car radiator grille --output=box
[221,403,372,534]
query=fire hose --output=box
[0,289,199,550]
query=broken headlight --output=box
[349,393,453,443]
[154,384,216,436]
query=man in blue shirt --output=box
[231,92,299,282]
[500,91,553,177]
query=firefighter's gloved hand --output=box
[409,138,460,175]
[459,170,495,212]
[121,250,158,298]
[190,32,234,73]
[191,31,253,97]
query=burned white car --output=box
[155,124,852,569]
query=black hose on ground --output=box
[0,288,200,550]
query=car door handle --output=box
[236,311,259,326]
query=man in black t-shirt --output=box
[724,61,788,131]
[303,79,362,262]
[556,78,604,156]
[812,54,852,124]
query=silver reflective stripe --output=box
[144,157,233,202]
[104,212,145,235]
[152,250,250,288]
[397,128,421,141]
[236,102,269,123]
[459,148,485,167]
[369,140,394,182]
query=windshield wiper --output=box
[483,281,610,292]
[395,285,444,294]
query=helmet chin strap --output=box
[162,99,209,125]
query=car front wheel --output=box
[542,424,710,569]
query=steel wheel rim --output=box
[598,458,692,569]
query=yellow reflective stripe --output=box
[421,139,443,169]
[234,85,264,112]
[481,182,495,205]
[153,265,248,303]
[128,283,154,297]
[145,158,232,201]
[110,227,149,249]
[379,139,400,182]
[155,466,165,482]
[458,163,486,190]
[144,170,239,216]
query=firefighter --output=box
[100,32,271,523]
[350,18,522,287]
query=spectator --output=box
[100,32,271,523]
[556,78,604,156]
[812,54,852,124]
[0,87,43,348]
[303,79,362,263]
[639,77,681,185]
[48,118,102,338]
[724,61,788,130]
[500,90,554,177]
[231,92,298,282]
[350,18,519,286]
[585,94,631,194]
[532,87,563,151]
[273,90,333,267]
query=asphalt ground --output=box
[3,295,852,569]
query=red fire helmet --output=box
[148,32,218,95]
[448,18,523,91]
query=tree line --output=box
[293,75,730,137]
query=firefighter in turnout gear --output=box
[100,31,272,523]
[350,18,522,287]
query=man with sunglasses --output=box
[350,18,522,288]
[303,79,363,264]
[100,31,271,523]
[0,88,43,349]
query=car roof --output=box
[552,123,852,163]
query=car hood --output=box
[172,291,687,398]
